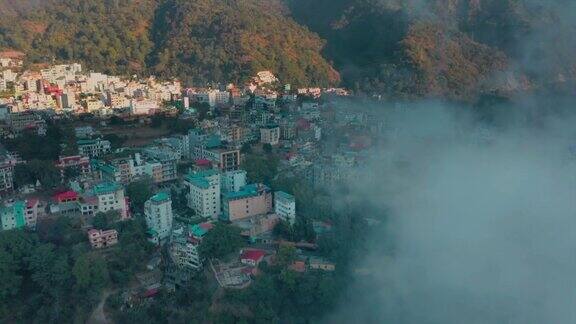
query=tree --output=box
[103,134,127,150]
[92,210,120,230]
[194,102,211,121]
[276,245,297,268]
[199,223,243,259]
[273,220,293,240]
[262,143,273,154]
[13,160,61,189]
[73,254,109,290]
[126,178,153,213]
[240,143,252,154]
[293,218,316,242]
[108,219,154,285]
[0,250,21,301]
[243,154,279,185]
[28,244,71,296]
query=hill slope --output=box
[287,0,576,100]
[0,0,339,87]
[0,0,573,99]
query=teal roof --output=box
[190,224,207,238]
[275,191,294,202]
[77,139,97,145]
[223,183,268,201]
[0,201,26,229]
[189,177,210,189]
[150,192,170,203]
[185,170,220,189]
[205,135,222,149]
[147,229,158,237]
[93,182,121,195]
[99,163,118,174]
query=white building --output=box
[92,182,129,220]
[221,170,247,193]
[260,125,280,145]
[77,139,111,158]
[184,170,221,220]
[130,99,159,115]
[144,192,174,244]
[274,191,296,225]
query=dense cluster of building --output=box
[0,56,378,294]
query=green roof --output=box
[205,135,222,149]
[275,191,294,202]
[190,224,207,237]
[77,139,97,145]
[150,192,170,203]
[184,170,220,189]
[223,183,268,201]
[93,182,121,195]
[0,201,26,229]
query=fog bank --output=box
[327,102,576,323]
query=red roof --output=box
[54,190,78,202]
[195,159,211,166]
[142,288,159,298]
[199,222,214,231]
[241,250,266,262]
[26,197,39,208]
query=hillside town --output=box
[0,52,383,320]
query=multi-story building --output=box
[221,184,273,222]
[0,201,25,231]
[77,139,111,158]
[88,182,129,219]
[24,198,44,229]
[260,125,280,145]
[188,129,222,160]
[74,126,95,138]
[7,111,45,134]
[144,192,174,244]
[91,160,122,183]
[87,229,119,249]
[110,157,133,184]
[85,99,104,112]
[130,98,158,115]
[221,170,247,193]
[204,148,240,171]
[0,146,16,195]
[274,191,296,225]
[143,147,178,182]
[184,170,221,220]
[279,120,296,140]
[55,155,92,179]
[169,226,202,270]
[53,190,81,215]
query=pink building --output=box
[87,229,119,249]
[222,184,272,222]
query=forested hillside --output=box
[148,0,339,86]
[0,0,338,87]
[0,0,573,99]
[287,0,576,100]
